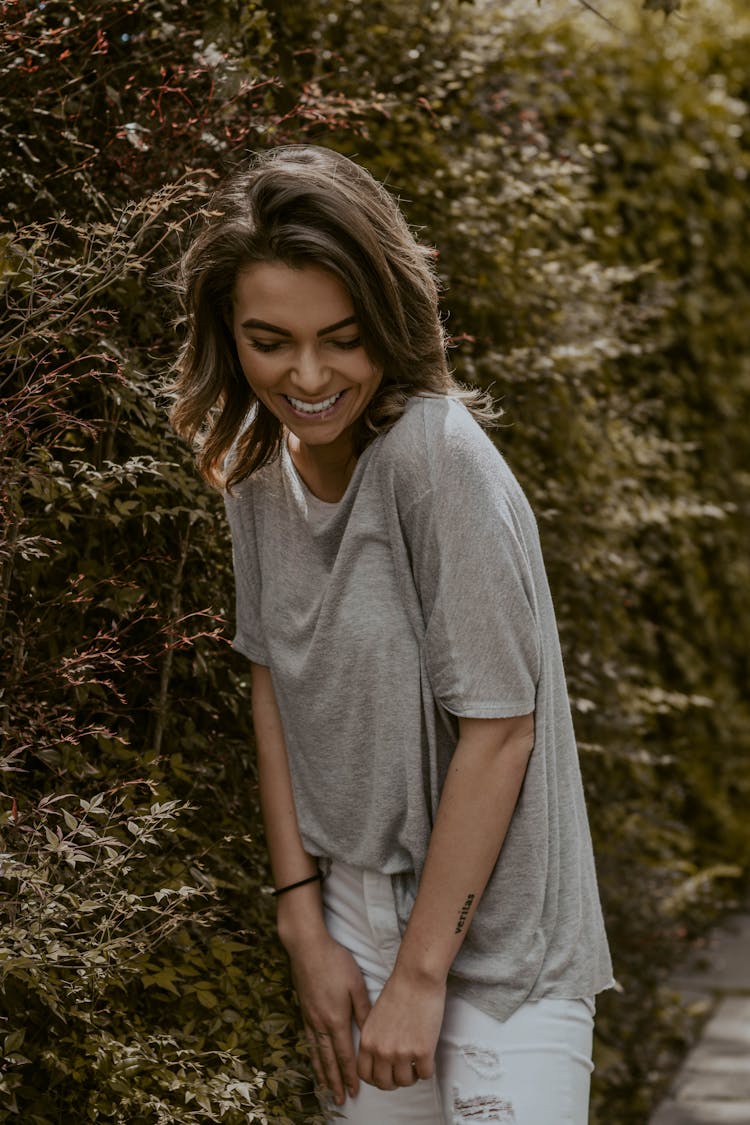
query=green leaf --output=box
[62,809,78,832]
[3,1030,25,1055]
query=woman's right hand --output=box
[286,932,372,1106]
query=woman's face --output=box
[231,261,383,458]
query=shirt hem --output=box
[450,972,616,1024]
[232,635,269,665]
[441,699,536,720]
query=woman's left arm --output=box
[357,711,534,1091]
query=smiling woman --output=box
[170,145,495,494]
[230,261,383,501]
[169,146,613,1124]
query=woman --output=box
[171,144,614,1124]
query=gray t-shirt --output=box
[225,394,614,1021]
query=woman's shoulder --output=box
[379,393,532,525]
[383,391,481,452]
[382,393,502,479]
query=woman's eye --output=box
[248,337,361,353]
[250,340,282,353]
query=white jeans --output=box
[321,860,594,1125]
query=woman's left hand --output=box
[356,967,447,1090]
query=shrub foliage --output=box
[1,0,748,1120]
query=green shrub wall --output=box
[1,0,748,1120]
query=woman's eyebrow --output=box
[240,319,291,335]
[317,316,357,336]
[240,316,358,336]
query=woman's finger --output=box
[393,1057,419,1088]
[316,1030,347,1105]
[371,1056,397,1091]
[357,1043,373,1087]
[329,1023,360,1100]
[304,1026,326,1090]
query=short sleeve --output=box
[406,404,540,718]
[223,485,269,665]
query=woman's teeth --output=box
[286,391,344,415]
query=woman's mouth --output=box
[284,390,347,418]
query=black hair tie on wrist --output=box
[272,871,323,898]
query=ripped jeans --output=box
[321,860,594,1125]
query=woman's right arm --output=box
[250,662,371,1106]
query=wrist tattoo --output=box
[455,893,475,934]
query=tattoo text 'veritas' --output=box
[454,893,476,935]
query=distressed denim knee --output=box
[437,994,594,1125]
[321,862,595,1125]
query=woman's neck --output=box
[287,434,357,503]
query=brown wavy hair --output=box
[170,145,499,490]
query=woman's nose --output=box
[290,349,329,395]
